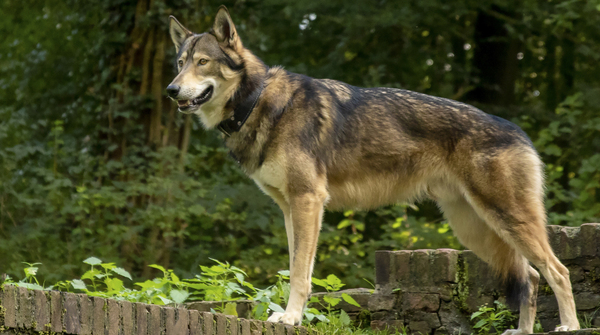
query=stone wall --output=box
[369,223,600,334]
[0,285,306,335]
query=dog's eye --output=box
[198,58,208,66]
[178,60,183,67]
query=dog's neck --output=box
[221,49,268,128]
[217,56,266,137]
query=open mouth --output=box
[177,86,213,112]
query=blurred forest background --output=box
[1,0,599,288]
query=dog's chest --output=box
[249,161,288,193]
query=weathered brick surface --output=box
[16,286,32,328]
[3,285,17,328]
[65,293,81,334]
[51,290,64,333]
[369,223,600,334]
[166,307,189,335]
[202,311,215,335]
[107,299,120,335]
[147,304,163,335]
[79,294,92,335]
[35,290,51,332]
[121,301,134,335]
[135,303,148,335]
[92,297,106,335]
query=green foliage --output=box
[470,301,517,334]
[2,258,405,335]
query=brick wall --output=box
[0,285,307,335]
[369,223,600,334]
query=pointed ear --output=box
[169,16,192,52]
[212,6,239,47]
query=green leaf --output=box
[337,219,352,229]
[474,319,487,328]
[83,257,102,266]
[471,311,484,320]
[339,310,351,326]
[81,269,102,281]
[223,302,238,316]
[268,302,285,313]
[100,262,116,270]
[311,277,327,288]
[341,293,361,307]
[323,295,341,307]
[24,266,38,277]
[169,289,190,304]
[15,282,44,290]
[325,274,342,287]
[156,295,173,305]
[71,279,87,290]
[149,264,167,274]
[112,267,132,280]
[104,277,124,292]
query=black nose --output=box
[166,84,180,98]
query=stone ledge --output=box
[370,223,600,334]
[0,285,309,335]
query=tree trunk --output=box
[467,6,520,107]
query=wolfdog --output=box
[166,6,579,333]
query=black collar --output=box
[217,82,265,137]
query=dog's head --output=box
[167,6,245,128]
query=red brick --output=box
[410,250,433,287]
[3,285,17,328]
[136,303,148,335]
[188,310,200,335]
[263,321,274,335]
[78,294,92,335]
[273,322,285,335]
[34,290,50,332]
[201,312,214,335]
[215,313,227,335]
[580,224,598,256]
[108,299,120,335]
[375,251,391,288]
[166,307,189,335]
[121,301,134,335]
[92,297,106,335]
[147,304,163,335]
[65,293,81,334]
[16,286,32,328]
[239,319,251,335]
[250,320,262,335]
[392,250,412,285]
[403,293,440,312]
[50,290,63,333]
[284,324,295,335]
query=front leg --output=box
[268,182,328,325]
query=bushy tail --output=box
[505,267,530,310]
[493,250,530,310]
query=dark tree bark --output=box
[466,6,520,107]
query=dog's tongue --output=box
[178,100,190,107]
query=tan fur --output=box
[167,7,580,332]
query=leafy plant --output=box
[471,301,517,334]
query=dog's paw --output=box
[554,325,575,332]
[501,329,529,335]
[267,311,301,325]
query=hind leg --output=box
[437,194,537,335]
[463,149,580,331]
